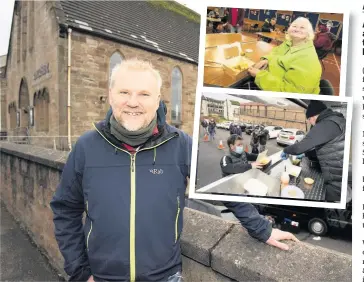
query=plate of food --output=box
[281,185,305,199]
[304,178,314,185]
[259,157,271,169]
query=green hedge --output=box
[230,100,241,106]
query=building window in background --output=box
[8,102,17,129]
[109,51,124,84]
[29,107,34,127]
[16,111,20,127]
[171,67,182,125]
[33,88,50,132]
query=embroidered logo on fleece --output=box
[149,168,164,175]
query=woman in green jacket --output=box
[248,17,322,94]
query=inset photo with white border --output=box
[189,90,353,209]
[200,4,349,97]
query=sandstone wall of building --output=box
[0,70,7,133]
[5,1,62,149]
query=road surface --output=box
[0,202,63,281]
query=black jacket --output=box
[220,150,258,177]
[218,150,272,241]
[261,21,275,32]
[283,108,346,201]
[50,102,189,282]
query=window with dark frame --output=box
[171,67,182,125]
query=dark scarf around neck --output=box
[109,114,157,147]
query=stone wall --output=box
[238,115,307,131]
[239,105,307,131]
[0,143,352,282]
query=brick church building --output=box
[0,0,199,150]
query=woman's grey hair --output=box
[286,17,315,41]
[109,58,163,92]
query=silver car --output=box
[277,128,306,146]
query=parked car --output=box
[264,126,283,139]
[277,128,305,146]
[221,122,231,130]
[216,123,224,129]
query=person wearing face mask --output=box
[280,100,346,202]
[247,17,322,94]
[220,134,264,177]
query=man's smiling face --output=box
[109,67,160,132]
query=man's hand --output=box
[266,228,300,250]
[254,60,268,70]
[87,275,95,282]
[251,162,263,169]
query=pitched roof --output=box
[58,0,200,64]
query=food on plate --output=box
[260,157,270,165]
[304,177,314,185]
[282,186,304,199]
[288,190,297,197]
[243,178,268,196]
[240,51,245,56]
[232,62,249,71]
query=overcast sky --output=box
[0,0,15,56]
[0,0,201,57]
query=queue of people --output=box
[229,122,242,136]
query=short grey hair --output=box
[109,58,163,92]
[286,17,315,41]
